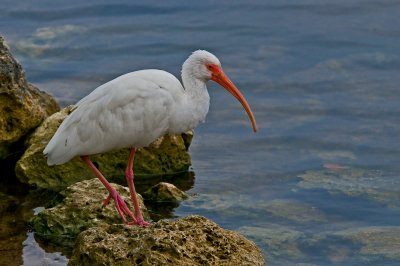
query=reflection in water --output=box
[22,233,68,266]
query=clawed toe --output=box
[102,190,151,226]
[81,156,148,226]
[134,218,151,227]
[104,190,137,224]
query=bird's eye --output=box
[207,65,213,70]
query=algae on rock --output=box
[335,226,400,260]
[298,167,400,208]
[239,225,306,260]
[30,178,150,242]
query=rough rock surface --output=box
[30,178,150,241]
[15,106,193,191]
[143,182,188,203]
[69,215,266,266]
[0,36,59,159]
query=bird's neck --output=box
[182,71,209,101]
[170,71,210,133]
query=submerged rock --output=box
[69,215,266,266]
[15,106,193,191]
[143,182,188,203]
[239,225,306,260]
[298,167,400,208]
[30,178,150,242]
[0,36,59,159]
[335,226,400,260]
[263,199,327,223]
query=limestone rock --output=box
[30,178,150,242]
[15,106,193,191]
[0,36,59,159]
[69,215,266,266]
[143,182,188,203]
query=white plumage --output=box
[43,50,257,225]
[45,70,186,165]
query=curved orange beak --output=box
[211,66,257,132]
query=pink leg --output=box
[80,155,137,224]
[125,147,150,226]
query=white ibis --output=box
[44,50,257,226]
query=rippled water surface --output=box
[1,1,400,265]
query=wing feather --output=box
[44,70,182,165]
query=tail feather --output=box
[43,120,80,165]
[44,136,77,165]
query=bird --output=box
[43,50,257,226]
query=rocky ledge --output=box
[69,215,265,266]
[30,178,150,241]
[31,178,266,265]
[0,37,59,159]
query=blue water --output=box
[1,1,400,265]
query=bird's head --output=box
[183,50,257,132]
[182,50,221,81]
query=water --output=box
[1,1,400,265]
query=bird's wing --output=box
[44,70,182,165]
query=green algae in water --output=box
[298,167,400,208]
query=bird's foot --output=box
[102,190,137,224]
[129,216,151,227]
